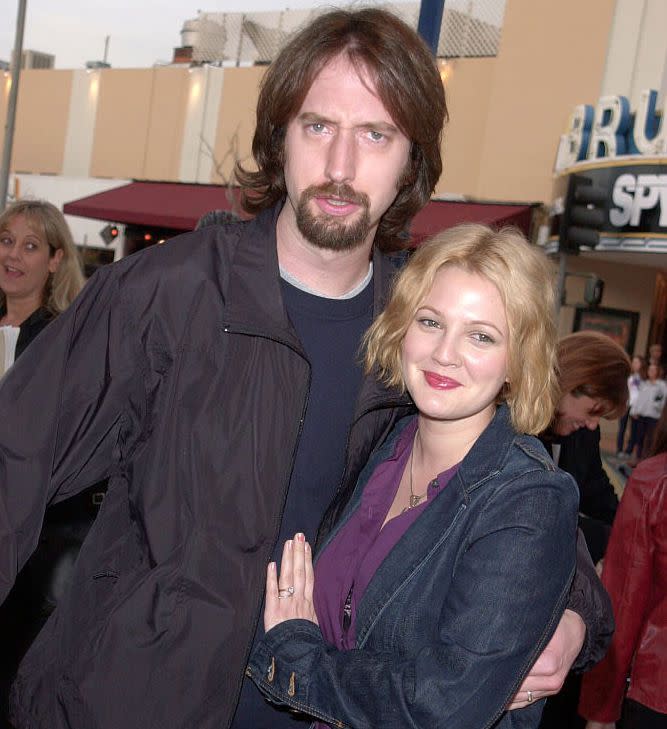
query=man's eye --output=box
[368,130,385,142]
[309,122,327,134]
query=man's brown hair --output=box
[235,8,448,251]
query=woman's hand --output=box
[584,722,615,729]
[264,532,319,633]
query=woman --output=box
[0,199,84,374]
[630,361,667,461]
[537,332,630,729]
[542,332,630,561]
[579,404,667,729]
[0,199,85,725]
[246,225,579,728]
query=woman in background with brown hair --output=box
[579,404,667,729]
[538,331,630,729]
[543,331,631,562]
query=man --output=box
[0,9,610,729]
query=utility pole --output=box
[0,0,28,211]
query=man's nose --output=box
[325,130,356,184]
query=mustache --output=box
[301,183,370,208]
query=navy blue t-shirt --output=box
[231,276,374,729]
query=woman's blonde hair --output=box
[364,223,559,435]
[0,199,85,314]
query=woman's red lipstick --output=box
[424,371,461,389]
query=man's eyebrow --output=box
[297,112,399,133]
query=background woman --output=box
[0,199,84,374]
[537,332,630,729]
[0,199,85,727]
[579,404,667,729]
[245,225,579,728]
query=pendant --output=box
[409,493,424,509]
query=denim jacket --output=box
[247,405,579,729]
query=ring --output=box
[527,690,534,703]
[277,586,295,599]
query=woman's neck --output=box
[0,294,42,327]
[415,407,495,477]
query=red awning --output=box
[410,199,537,243]
[64,181,536,238]
[63,181,242,231]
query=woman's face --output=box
[400,266,509,432]
[631,356,642,374]
[0,214,62,305]
[553,392,604,436]
[648,363,660,381]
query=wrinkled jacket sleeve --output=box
[578,473,661,722]
[566,529,614,671]
[247,470,578,729]
[0,266,145,602]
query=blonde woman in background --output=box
[0,199,84,376]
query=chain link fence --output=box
[189,0,507,66]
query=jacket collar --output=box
[454,404,516,495]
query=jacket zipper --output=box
[222,323,311,729]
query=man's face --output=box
[281,54,411,252]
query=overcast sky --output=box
[0,0,353,69]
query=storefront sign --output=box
[555,89,667,173]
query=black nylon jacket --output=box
[0,204,412,729]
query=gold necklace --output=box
[406,430,427,510]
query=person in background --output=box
[0,199,86,727]
[579,403,667,729]
[247,224,579,729]
[648,342,663,369]
[0,199,84,375]
[629,360,667,462]
[618,355,645,459]
[542,331,630,562]
[538,331,630,729]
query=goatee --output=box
[295,183,372,252]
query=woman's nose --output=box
[432,333,461,367]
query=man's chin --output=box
[297,211,371,252]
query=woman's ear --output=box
[48,248,64,274]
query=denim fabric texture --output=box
[247,405,579,729]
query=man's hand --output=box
[264,532,318,633]
[584,722,615,729]
[508,609,586,709]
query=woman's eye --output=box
[471,332,494,344]
[418,317,440,329]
